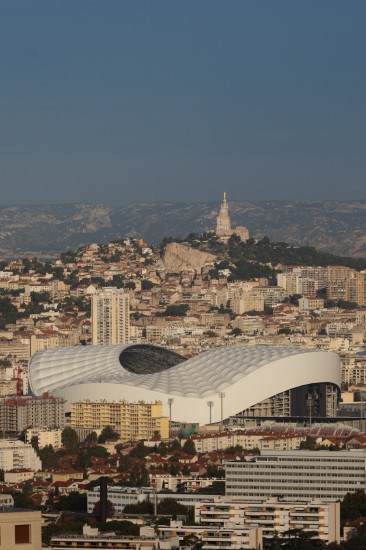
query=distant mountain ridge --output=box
[0,200,366,258]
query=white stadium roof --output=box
[29,344,341,424]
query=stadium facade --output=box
[29,344,341,425]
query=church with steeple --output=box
[215,192,249,243]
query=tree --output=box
[98,426,119,443]
[38,445,58,469]
[30,291,51,304]
[118,454,132,473]
[0,297,19,327]
[157,442,168,456]
[182,438,197,456]
[204,330,217,338]
[141,280,155,290]
[13,491,33,509]
[75,448,91,470]
[182,535,203,550]
[56,492,87,512]
[128,463,150,487]
[124,500,154,515]
[170,439,181,451]
[157,498,190,519]
[84,431,98,444]
[124,281,136,290]
[61,427,79,453]
[88,445,110,459]
[289,294,302,306]
[230,327,242,337]
[299,437,317,450]
[129,441,149,459]
[162,304,190,317]
[341,490,366,524]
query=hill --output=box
[0,199,366,258]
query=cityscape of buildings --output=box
[1,195,366,547]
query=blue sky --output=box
[0,1,365,205]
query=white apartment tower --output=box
[92,287,130,345]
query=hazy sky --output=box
[1,1,365,206]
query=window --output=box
[15,524,31,544]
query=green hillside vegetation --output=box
[177,234,366,281]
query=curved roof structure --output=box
[29,344,341,424]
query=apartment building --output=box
[0,396,65,432]
[158,521,262,550]
[183,432,306,453]
[326,266,354,301]
[51,524,181,550]
[71,399,169,440]
[26,428,63,449]
[252,287,286,308]
[299,296,324,313]
[0,440,41,472]
[231,290,264,314]
[92,286,130,345]
[87,486,220,514]
[225,449,366,501]
[195,497,340,544]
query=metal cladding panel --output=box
[29,344,341,423]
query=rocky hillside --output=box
[0,200,366,258]
[162,242,217,273]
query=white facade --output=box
[0,440,41,472]
[87,486,219,514]
[0,494,14,508]
[26,428,63,449]
[158,522,261,550]
[92,287,130,345]
[183,432,306,453]
[29,344,341,424]
[225,449,366,501]
[195,498,340,544]
[299,296,325,313]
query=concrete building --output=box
[51,524,180,550]
[158,521,261,550]
[25,428,63,449]
[326,266,354,301]
[71,399,169,440]
[87,486,220,514]
[299,296,324,313]
[0,440,41,472]
[0,396,65,433]
[0,510,42,550]
[231,290,264,314]
[232,315,264,335]
[183,431,306,453]
[92,286,130,345]
[252,286,286,308]
[195,498,340,544]
[0,494,14,508]
[4,469,35,483]
[225,449,366,501]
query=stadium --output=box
[29,344,341,424]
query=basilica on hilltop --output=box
[215,192,249,242]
